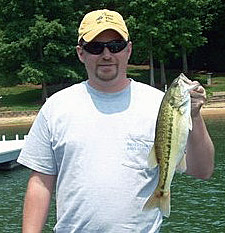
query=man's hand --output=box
[185,81,214,179]
[189,81,207,118]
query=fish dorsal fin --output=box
[148,144,158,169]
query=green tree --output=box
[125,0,163,86]
[122,0,221,83]
[199,0,224,71]
[165,0,221,74]
[0,0,84,101]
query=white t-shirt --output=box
[18,80,164,233]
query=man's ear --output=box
[76,45,85,63]
[127,41,132,61]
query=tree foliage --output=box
[124,0,221,80]
[0,0,84,100]
[0,0,223,93]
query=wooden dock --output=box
[0,135,25,170]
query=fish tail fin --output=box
[143,189,171,218]
[143,190,160,210]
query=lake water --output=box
[0,118,224,232]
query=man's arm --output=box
[23,171,56,233]
[186,84,215,179]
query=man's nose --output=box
[102,47,112,59]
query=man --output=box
[18,9,214,233]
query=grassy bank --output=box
[127,66,225,95]
[0,67,224,112]
[0,85,42,112]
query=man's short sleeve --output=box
[17,109,57,175]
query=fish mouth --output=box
[186,82,200,93]
[177,73,201,92]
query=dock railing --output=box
[1,134,27,141]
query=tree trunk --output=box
[182,47,188,74]
[160,60,166,87]
[41,81,48,103]
[149,36,155,86]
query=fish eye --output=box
[173,81,179,87]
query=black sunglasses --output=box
[82,40,128,55]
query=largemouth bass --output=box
[143,73,199,217]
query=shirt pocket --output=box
[122,134,154,170]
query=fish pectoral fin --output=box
[147,144,158,169]
[176,153,187,173]
[189,115,193,131]
[178,105,186,115]
[143,189,171,218]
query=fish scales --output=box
[143,73,199,217]
[157,101,176,193]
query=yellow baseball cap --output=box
[78,9,129,43]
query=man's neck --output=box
[87,77,131,93]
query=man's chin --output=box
[97,74,118,82]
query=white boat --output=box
[0,135,26,170]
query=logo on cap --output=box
[96,13,114,24]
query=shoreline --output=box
[201,107,225,119]
[0,115,36,127]
[0,107,224,127]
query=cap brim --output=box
[81,25,128,42]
